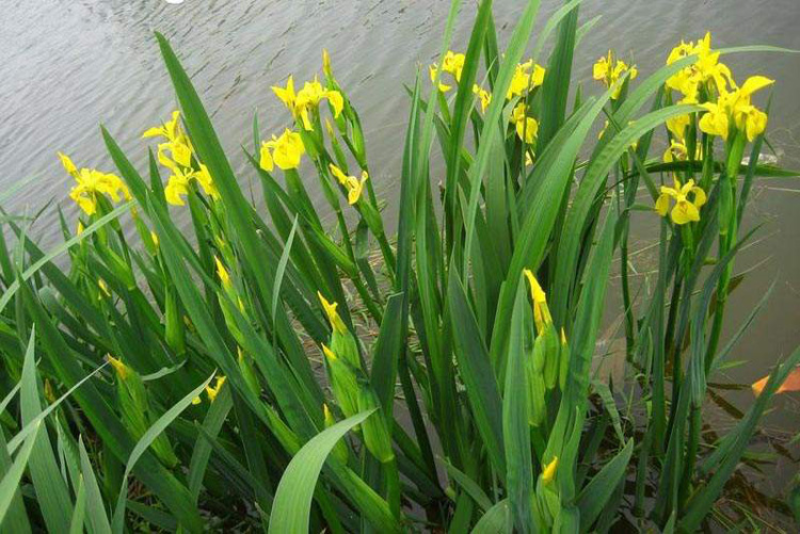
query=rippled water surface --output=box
[3,0,800,511]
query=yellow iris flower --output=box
[259,129,306,171]
[144,110,219,206]
[429,50,466,93]
[506,60,546,100]
[273,76,343,130]
[510,103,539,145]
[163,166,192,206]
[329,163,369,205]
[272,75,297,110]
[428,50,476,93]
[666,33,734,101]
[429,64,452,93]
[593,51,638,99]
[655,178,707,225]
[698,75,773,141]
[60,152,129,215]
[143,110,182,140]
[442,50,465,82]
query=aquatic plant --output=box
[2,0,799,532]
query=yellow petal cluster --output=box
[664,33,772,142]
[260,129,306,171]
[429,52,544,110]
[429,50,465,93]
[272,75,343,131]
[59,152,129,216]
[143,110,218,206]
[506,60,546,100]
[593,50,638,100]
[329,163,368,205]
[665,33,733,102]
[510,103,539,145]
[698,76,773,141]
[655,178,707,225]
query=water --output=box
[3,0,800,516]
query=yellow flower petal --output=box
[318,292,347,334]
[542,456,558,484]
[326,90,344,118]
[739,75,775,98]
[745,107,768,142]
[214,256,231,287]
[58,152,78,177]
[691,185,707,208]
[671,200,700,225]
[259,142,274,172]
[655,193,671,216]
[272,75,296,111]
[106,354,129,380]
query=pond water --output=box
[2,0,800,515]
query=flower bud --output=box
[107,355,178,468]
[319,293,361,370]
[238,347,260,396]
[323,404,350,464]
[164,286,186,355]
[527,350,546,427]
[323,345,359,419]
[558,328,570,391]
[322,49,333,80]
[356,384,395,463]
[540,324,560,390]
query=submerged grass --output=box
[2,0,800,531]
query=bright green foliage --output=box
[1,0,799,532]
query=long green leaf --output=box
[112,373,215,533]
[268,410,378,534]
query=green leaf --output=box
[370,293,405,416]
[19,327,73,533]
[79,437,112,534]
[472,499,510,534]
[111,373,214,533]
[462,0,541,273]
[268,410,380,534]
[576,439,633,530]
[68,478,87,534]
[503,281,533,532]
[0,201,133,314]
[447,270,506,478]
[187,385,233,502]
[0,423,39,525]
[444,461,493,512]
